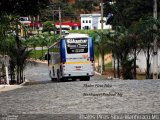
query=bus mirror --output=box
[45,53,51,60]
[45,54,47,60]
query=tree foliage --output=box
[0,0,50,16]
[41,0,77,22]
[93,31,112,72]
[73,0,98,13]
[104,0,160,28]
[42,21,57,34]
[103,0,160,79]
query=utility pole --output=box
[153,0,158,79]
[48,3,62,36]
[100,0,104,30]
[100,0,104,74]
[59,6,62,36]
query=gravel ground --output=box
[0,80,160,119]
[0,63,160,120]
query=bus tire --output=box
[51,78,57,81]
[60,77,66,82]
[57,69,61,82]
[85,76,90,81]
[80,76,90,81]
[72,77,77,81]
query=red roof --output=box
[30,22,42,27]
[55,22,81,27]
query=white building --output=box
[80,14,112,30]
[112,49,160,74]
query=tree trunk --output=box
[34,47,36,59]
[16,67,20,84]
[20,67,22,84]
[133,47,137,79]
[146,45,150,79]
[113,54,116,78]
[21,67,24,83]
[97,56,100,72]
[102,51,105,72]
[117,57,120,78]
[42,46,44,59]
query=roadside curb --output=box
[95,71,102,76]
[20,79,39,86]
[0,85,22,92]
[0,79,32,92]
[29,59,47,64]
[95,71,121,80]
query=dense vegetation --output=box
[0,0,50,84]
[97,0,160,79]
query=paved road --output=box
[0,63,160,120]
[24,62,51,82]
[24,62,108,82]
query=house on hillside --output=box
[19,16,43,36]
[80,13,112,30]
[55,21,81,30]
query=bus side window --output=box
[54,53,60,64]
[50,53,60,64]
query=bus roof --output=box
[64,33,89,38]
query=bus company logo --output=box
[67,39,87,43]
[82,54,88,58]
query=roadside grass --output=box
[136,74,146,80]
[69,30,96,34]
[105,61,112,70]
[29,49,48,60]
[104,62,114,77]
[104,62,146,80]
[69,29,110,36]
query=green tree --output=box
[37,35,48,59]
[94,47,101,72]
[41,0,77,22]
[0,14,16,55]
[104,0,160,79]
[137,17,160,79]
[0,16,31,84]
[0,0,49,16]
[104,0,160,28]
[27,36,39,59]
[93,31,111,73]
[0,0,50,84]
[108,27,136,79]
[73,0,98,14]
[42,21,57,34]
[9,38,31,84]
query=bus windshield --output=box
[66,38,88,54]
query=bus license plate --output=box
[75,66,82,70]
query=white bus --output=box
[47,33,95,81]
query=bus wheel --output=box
[51,78,57,81]
[72,77,77,81]
[57,69,61,82]
[85,76,90,81]
[60,77,66,82]
[80,76,90,81]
